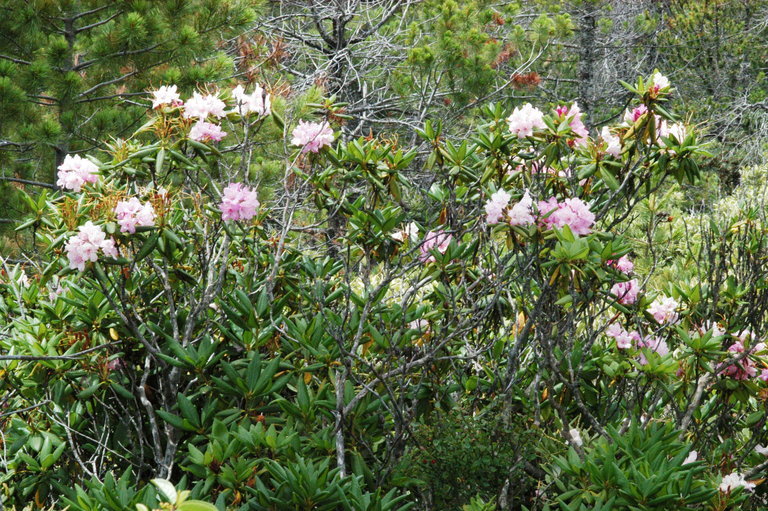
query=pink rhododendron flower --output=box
[231,84,271,117]
[650,72,671,95]
[291,121,335,153]
[507,103,546,138]
[699,321,726,338]
[65,221,118,271]
[183,92,226,119]
[151,85,182,109]
[189,121,227,142]
[509,190,535,226]
[419,230,452,263]
[219,183,260,222]
[114,198,156,234]
[719,472,755,493]
[485,189,511,224]
[605,323,640,349]
[600,126,622,157]
[556,102,589,146]
[760,369,768,383]
[538,197,595,236]
[667,122,687,143]
[721,341,759,380]
[607,255,634,274]
[391,222,419,243]
[736,329,757,344]
[647,296,680,324]
[623,105,648,124]
[56,154,100,192]
[610,279,639,305]
[637,336,669,364]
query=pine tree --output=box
[0,0,258,252]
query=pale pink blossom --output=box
[637,336,669,364]
[647,296,680,325]
[719,472,755,493]
[291,121,335,153]
[219,183,260,222]
[623,105,648,124]
[485,189,511,224]
[656,117,671,140]
[737,330,757,344]
[56,154,100,192]
[600,126,622,157]
[667,123,687,144]
[760,370,768,383]
[507,103,546,138]
[568,428,583,447]
[151,85,182,109]
[231,84,271,117]
[391,222,419,243]
[605,323,640,349]
[611,279,639,305]
[650,72,671,95]
[699,321,726,338]
[419,230,452,263]
[607,255,634,274]
[508,190,535,226]
[183,92,226,119]
[556,102,589,146]
[189,121,227,142]
[114,198,156,234]
[538,197,595,236]
[65,221,118,271]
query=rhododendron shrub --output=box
[3,72,768,510]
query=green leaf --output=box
[177,501,218,511]
[135,233,160,262]
[151,479,177,504]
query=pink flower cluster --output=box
[65,221,118,271]
[647,296,680,324]
[232,84,271,117]
[604,323,668,364]
[219,183,260,222]
[291,121,335,153]
[610,278,639,305]
[189,121,227,142]
[623,105,648,124]
[507,103,546,138]
[606,323,640,349]
[485,189,511,224]
[722,340,766,380]
[183,92,227,120]
[537,197,596,236]
[151,85,182,109]
[607,255,634,274]
[419,230,452,263]
[485,189,534,226]
[600,127,622,158]
[649,72,670,96]
[114,198,156,234]
[57,154,100,192]
[556,103,589,146]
